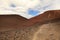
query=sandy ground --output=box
[0,20,60,40]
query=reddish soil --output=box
[0,10,60,31]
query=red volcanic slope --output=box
[0,10,60,31]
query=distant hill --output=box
[0,10,60,31]
[0,10,60,40]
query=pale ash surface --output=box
[0,21,60,40]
